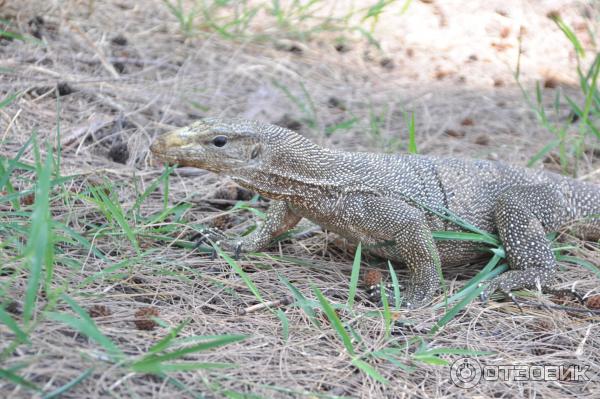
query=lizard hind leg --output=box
[481,185,567,302]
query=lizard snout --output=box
[149,137,164,155]
[150,127,211,168]
[150,131,185,166]
[150,129,190,156]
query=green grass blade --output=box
[351,358,388,384]
[162,164,171,210]
[51,294,124,360]
[0,368,40,391]
[557,255,600,279]
[325,117,358,136]
[379,281,391,338]
[412,354,448,366]
[413,344,494,365]
[432,231,499,246]
[0,161,18,210]
[23,139,54,325]
[79,253,152,287]
[362,0,388,21]
[147,319,191,354]
[277,309,289,342]
[94,187,140,253]
[279,275,320,326]
[0,307,29,343]
[564,94,600,138]
[163,374,205,399]
[372,351,415,372]
[0,136,35,198]
[42,368,94,399]
[145,203,193,226]
[549,14,585,58]
[0,29,43,44]
[351,26,381,49]
[399,0,413,15]
[131,164,176,215]
[216,246,263,303]
[579,52,600,130]
[271,79,318,129]
[421,348,493,357]
[46,311,124,359]
[405,195,498,243]
[312,285,354,355]
[527,138,561,167]
[53,88,62,180]
[432,254,505,310]
[430,283,485,334]
[347,242,362,308]
[148,335,247,363]
[299,81,318,129]
[387,261,402,310]
[132,362,235,374]
[53,221,107,261]
[47,312,123,360]
[131,335,247,372]
[0,91,18,109]
[407,112,417,154]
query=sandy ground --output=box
[1,0,599,398]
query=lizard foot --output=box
[366,281,398,306]
[542,287,584,305]
[479,274,517,305]
[365,281,434,309]
[190,228,245,259]
[480,269,559,305]
[191,227,228,247]
[478,276,524,309]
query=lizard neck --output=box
[230,134,344,201]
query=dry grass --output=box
[1,0,600,398]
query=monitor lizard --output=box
[150,117,600,308]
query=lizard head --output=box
[150,118,266,174]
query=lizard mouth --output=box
[152,153,179,166]
[150,126,208,167]
[150,140,209,169]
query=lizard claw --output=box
[480,281,507,306]
[364,281,432,309]
[479,282,491,305]
[191,227,227,249]
[191,228,249,261]
[480,287,514,307]
[210,244,219,260]
[190,232,206,247]
[508,293,524,314]
[233,242,243,260]
[481,280,527,313]
[366,282,389,305]
[542,287,585,304]
[479,276,519,306]
[365,280,405,308]
[210,250,217,260]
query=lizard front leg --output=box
[392,216,442,308]
[198,200,302,256]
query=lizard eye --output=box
[212,135,227,147]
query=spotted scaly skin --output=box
[150,118,600,308]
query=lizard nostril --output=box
[150,138,164,154]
